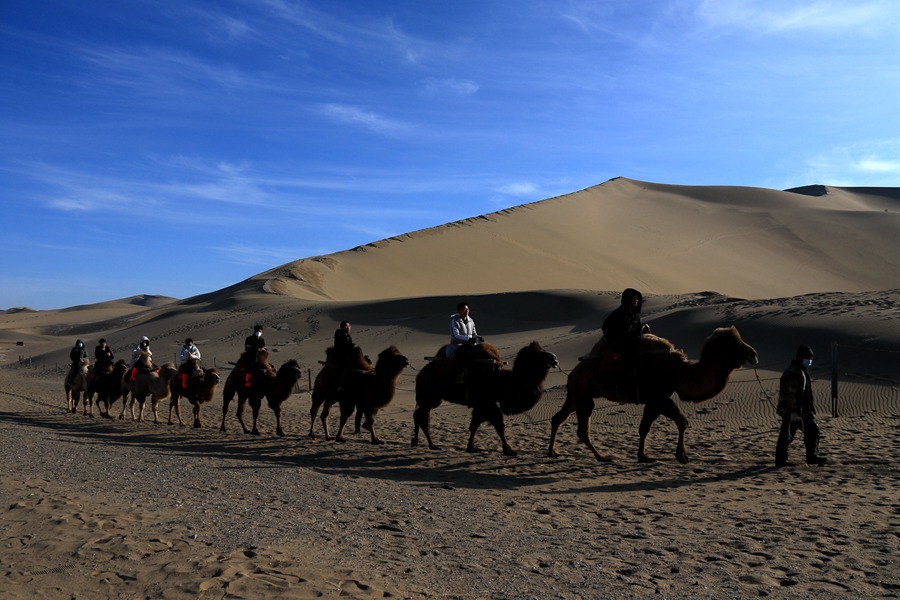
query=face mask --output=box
[255,331,262,337]
[801,358,812,368]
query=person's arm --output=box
[192,347,201,360]
[449,317,470,344]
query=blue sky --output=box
[1,0,898,310]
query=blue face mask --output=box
[801,358,813,368]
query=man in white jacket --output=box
[446,302,479,358]
[178,338,201,365]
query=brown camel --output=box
[168,358,220,427]
[308,345,373,439]
[65,357,90,414]
[86,359,128,419]
[413,341,559,456]
[547,326,758,463]
[120,353,178,423]
[333,346,409,444]
[221,352,302,436]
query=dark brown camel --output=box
[65,357,90,414]
[308,345,373,439]
[86,359,128,419]
[168,358,221,427]
[332,346,409,444]
[413,341,559,456]
[221,352,302,436]
[548,326,758,463]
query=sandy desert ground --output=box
[0,180,897,599]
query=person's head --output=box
[254,324,263,337]
[75,339,84,348]
[456,302,469,318]
[796,344,814,368]
[99,338,107,347]
[620,288,643,312]
[184,338,193,346]
[339,321,351,333]
[139,335,150,348]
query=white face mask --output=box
[255,331,262,337]
[801,358,813,368]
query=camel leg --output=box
[466,407,490,454]
[659,397,690,464]
[334,399,355,443]
[220,391,233,432]
[168,393,184,426]
[136,398,145,422]
[235,397,250,434]
[249,398,262,436]
[308,395,324,438]
[367,409,383,445]
[548,393,578,457]
[412,395,440,450]
[576,399,611,462]
[638,403,664,463]
[65,387,74,414]
[485,405,516,457]
[151,397,161,424]
[272,401,285,437]
[193,402,202,428]
[320,399,335,441]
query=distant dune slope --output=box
[239,178,898,302]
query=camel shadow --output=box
[0,410,573,490]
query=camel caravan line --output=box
[66,326,758,464]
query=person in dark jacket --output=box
[65,339,88,387]
[243,324,266,362]
[601,288,650,380]
[334,321,353,353]
[94,338,114,369]
[775,345,828,466]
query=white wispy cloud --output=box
[419,77,480,97]
[796,139,900,186]
[695,0,892,34]
[317,103,412,135]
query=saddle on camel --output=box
[129,349,158,383]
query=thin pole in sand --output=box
[831,341,839,418]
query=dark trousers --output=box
[776,412,821,464]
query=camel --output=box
[220,352,303,436]
[168,358,221,427]
[308,345,373,439]
[547,326,758,464]
[65,358,90,414]
[86,359,128,418]
[332,346,410,444]
[413,341,559,456]
[120,352,178,423]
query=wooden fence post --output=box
[831,341,839,417]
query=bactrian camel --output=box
[548,326,758,463]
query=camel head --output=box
[375,346,410,374]
[79,357,90,372]
[203,368,221,386]
[277,359,303,381]
[512,341,559,374]
[702,326,758,370]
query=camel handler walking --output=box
[775,344,828,466]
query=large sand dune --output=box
[0,178,897,598]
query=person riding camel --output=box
[90,338,114,385]
[238,324,267,388]
[176,338,202,390]
[128,336,154,382]
[64,339,88,389]
[600,288,651,385]
[446,301,484,385]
